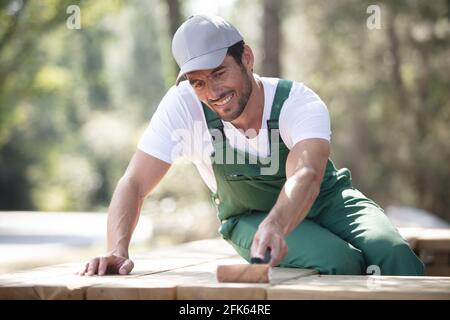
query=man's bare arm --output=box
[78,150,171,276]
[251,138,330,266]
[107,149,171,256]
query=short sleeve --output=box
[279,83,331,149]
[137,86,191,164]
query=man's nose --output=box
[205,80,222,101]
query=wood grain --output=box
[2,237,449,300]
[268,275,450,300]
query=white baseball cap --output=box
[172,14,243,85]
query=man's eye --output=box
[193,82,204,89]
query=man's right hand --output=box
[76,151,170,277]
[76,253,134,276]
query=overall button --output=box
[214,198,220,205]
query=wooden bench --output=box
[0,238,449,300]
[399,228,450,276]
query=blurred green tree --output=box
[0,0,128,210]
[1,0,448,225]
[284,0,450,220]
[1,0,82,209]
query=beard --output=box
[217,68,253,122]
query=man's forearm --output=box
[262,166,322,235]
[106,176,144,257]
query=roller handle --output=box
[250,248,271,264]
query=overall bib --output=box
[202,80,424,275]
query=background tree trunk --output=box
[164,0,182,75]
[262,0,282,77]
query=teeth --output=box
[215,93,233,106]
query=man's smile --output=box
[211,92,234,107]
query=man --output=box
[78,14,424,276]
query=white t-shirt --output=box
[138,76,331,193]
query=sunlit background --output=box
[0,0,449,273]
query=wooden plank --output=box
[425,251,450,276]
[175,259,317,300]
[270,267,318,282]
[0,256,213,300]
[399,228,450,251]
[0,263,82,283]
[0,283,83,300]
[86,255,241,300]
[0,260,161,300]
[433,252,449,264]
[399,228,450,276]
[0,237,243,300]
[0,257,223,299]
[87,257,248,300]
[398,227,425,245]
[267,275,450,300]
[176,257,267,300]
[0,243,236,300]
[130,257,219,275]
[130,238,240,276]
[416,229,450,251]
[0,262,90,299]
[178,284,267,300]
[0,261,131,299]
[0,273,123,300]
[86,277,176,300]
[426,266,450,276]
[136,238,238,260]
[86,257,317,300]
[0,256,220,300]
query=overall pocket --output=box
[218,217,239,240]
[225,173,250,181]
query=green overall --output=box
[202,80,425,275]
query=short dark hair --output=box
[226,40,245,66]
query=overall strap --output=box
[202,102,225,147]
[202,102,223,130]
[267,79,293,148]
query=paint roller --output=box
[216,249,272,283]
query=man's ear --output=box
[241,45,255,72]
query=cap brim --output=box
[176,47,228,85]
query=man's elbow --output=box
[296,166,323,194]
[117,174,146,200]
[286,166,321,197]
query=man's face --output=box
[186,55,253,122]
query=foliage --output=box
[283,0,450,219]
[0,0,449,223]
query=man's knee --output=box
[281,244,366,275]
[392,243,425,275]
[319,248,366,275]
[362,235,425,275]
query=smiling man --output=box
[78,14,424,276]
